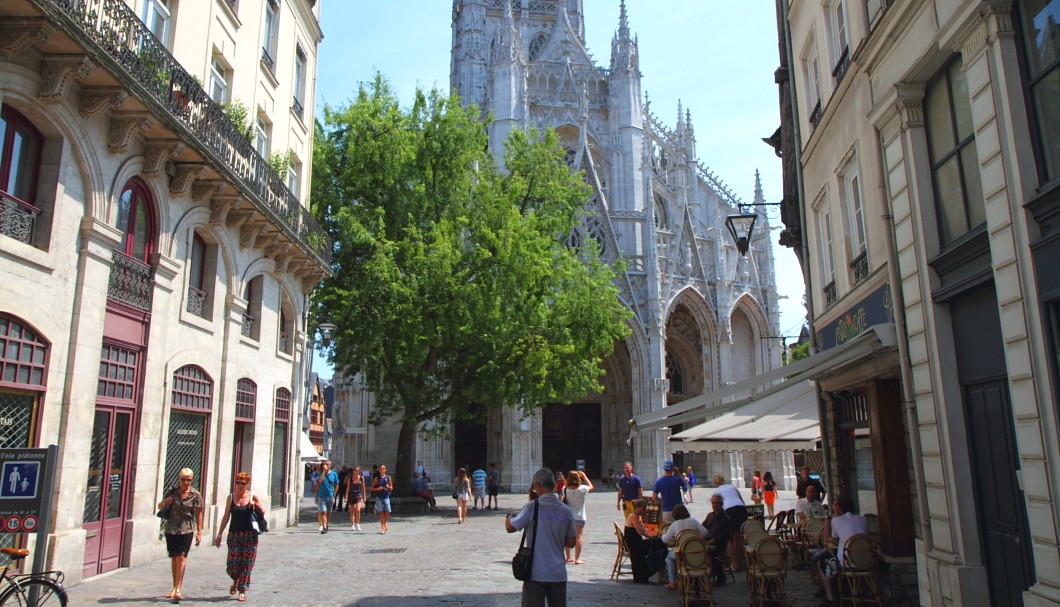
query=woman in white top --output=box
[454,468,472,524]
[563,469,594,564]
[712,473,749,571]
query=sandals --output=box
[173,590,184,601]
[230,583,238,596]
[237,593,247,602]
[574,560,585,565]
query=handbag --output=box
[452,492,459,500]
[252,504,269,534]
[156,489,174,519]
[511,499,539,581]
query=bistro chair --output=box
[797,517,825,571]
[741,517,766,536]
[770,510,789,537]
[676,534,715,607]
[749,535,788,607]
[743,528,769,581]
[610,521,633,580]
[838,533,882,606]
[709,538,738,585]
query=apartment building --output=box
[0,0,327,582]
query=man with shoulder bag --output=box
[505,468,576,607]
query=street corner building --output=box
[0,0,327,584]
[330,1,788,496]
[764,0,1060,605]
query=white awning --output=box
[299,431,323,461]
[668,379,820,452]
[630,324,897,435]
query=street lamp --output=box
[302,321,338,434]
[724,202,783,256]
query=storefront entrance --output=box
[82,407,132,578]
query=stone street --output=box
[68,490,830,606]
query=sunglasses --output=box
[235,481,248,485]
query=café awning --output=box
[630,324,897,435]
[668,379,820,452]
[299,431,323,461]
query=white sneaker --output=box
[351,523,356,530]
[356,524,361,531]
[318,525,323,532]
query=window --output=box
[187,233,208,317]
[0,314,47,389]
[0,105,43,245]
[816,200,837,305]
[278,304,293,355]
[1017,0,1060,182]
[255,116,269,158]
[164,365,213,491]
[270,388,291,507]
[242,276,263,340]
[529,33,547,61]
[262,0,279,70]
[925,58,985,244]
[830,1,850,83]
[209,57,229,104]
[842,164,867,256]
[292,45,307,119]
[287,162,300,198]
[116,179,155,262]
[803,36,823,128]
[144,0,172,46]
[236,378,256,422]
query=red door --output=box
[82,408,132,578]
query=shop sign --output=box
[815,284,895,351]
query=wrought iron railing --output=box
[292,97,304,121]
[823,280,838,307]
[109,250,153,311]
[851,251,869,285]
[186,285,206,316]
[809,100,823,130]
[30,0,331,266]
[0,191,39,245]
[279,331,289,353]
[832,47,850,85]
[261,47,275,71]
[241,314,255,338]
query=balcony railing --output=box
[823,280,838,307]
[832,46,850,85]
[186,285,206,316]
[241,314,255,338]
[851,251,870,285]
[109,250,153,311]
[809,100,823,130]
[29,0,331,267]
[292,97,304,121]
[0,191,40,245]
[279,331,289,354]
[261,47,275,71]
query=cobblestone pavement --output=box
[68,490,830,606]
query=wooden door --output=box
[82,408,132,578]
[542,403,601,480]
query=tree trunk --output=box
[394,419,416,496]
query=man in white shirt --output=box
[505,468,577,607]
[813,496,868,604]
[796,484,827,522]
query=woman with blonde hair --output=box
[454,467,472,524]
[563,469,594,564]
[157,467,203,601]
[214,471,265,602]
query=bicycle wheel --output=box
[0,578,67,607]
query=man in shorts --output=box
[370,464,394,534]
[487,463,501,510]
[472,465,488,511]
[312,460,339,533]
[617,461,644,517]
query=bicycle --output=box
[0,548,67,606]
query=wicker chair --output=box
[741,517,766,535]
[676,534,715,607]
[610,521,633,580]
[749,535,788,607]
[798,517,825,571]
[838,533,882,606]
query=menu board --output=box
[643,501,662,536]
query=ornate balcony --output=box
[0,191,39,245]
[279,331,289,354]
[851,251,870,286]
[809,100,823,130]
[823,280,838,308]
[186,285,206,316]
[832,47,850,86]
[22,0,331,276]
[241,314,255,338]
[109,250,153,311]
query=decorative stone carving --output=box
[170,164,205,196]
[239,222,263,248]
[192,180,226,201]
[78,86,128,117]
[209,197,241,226]
[39,55,95,104]
[107,113,153,154]
[0,19,54,56]
[254,232,278,250]
[141,140,186,174]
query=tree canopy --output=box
[311,75,631,485]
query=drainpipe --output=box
[878,132,933,552]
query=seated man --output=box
[812,496,868,605]
[660,504,708,589]
[411,473,438,511]
[701,494,733,586]
[796,484,827,522]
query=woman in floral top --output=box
[157,467,204,601]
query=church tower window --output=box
[529,33,547,61]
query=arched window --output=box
[666,356,684,395]
[116,179,155,262]
[0,314,48,390]
[235,378,256,422]
[164,365,212,490]
[271,388,291,507]
[529,33,547,61]
[0,105,44,244]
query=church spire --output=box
[618,0,629,39]
[610,0,638,74]
[754,169,765,205]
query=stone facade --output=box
[331,1,783,493]
[0,0,326,583]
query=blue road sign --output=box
[0,461,40,499]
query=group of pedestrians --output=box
[311,460,393,534]
[156,468,264,603]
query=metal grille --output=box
[0,392,33,569]
[835,392,870,427]
[83,411,109,524]
[235,378,256,421]
[364,548,407,554]
[274,388,291,421]
[269,421,287,508]
[108,250,153,311]
[851,251,870,285]
[186,285,206,316]
[97,344,137,401]
[0,315,48,388]
[823,281,838,307]
[240,314,254,338]
[164,411,207,492]
[171,365,212,411]
[278,332,289,354]
[0,192,39,245]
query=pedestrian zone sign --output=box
[0,461,40,499]
[0,449,50,533]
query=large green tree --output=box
[312,76,631,489]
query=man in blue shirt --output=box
[312,460,339,533]
[472,466,488,511]
[653,460,686,522]
[505,468,576,607]
[616,461,644,517]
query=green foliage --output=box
[269,151,293,177]
[222,99,255,142]
[312,74,632,457]
[786,341,810,364]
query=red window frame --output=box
[116,178,156,262]
[235,378,256,422]
[0,104,43,207]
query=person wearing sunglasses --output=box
[157,468,204,601]
[214,472,265,602]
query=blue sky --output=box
[312,1,806,376]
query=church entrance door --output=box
[543,403,601,480]
[454,405,487,474]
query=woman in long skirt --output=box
[214,471,265,602]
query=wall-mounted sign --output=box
[815,285,895,351]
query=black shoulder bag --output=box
[511,499,539,581]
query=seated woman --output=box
[624,498,667,584]
[660,504,707,589]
